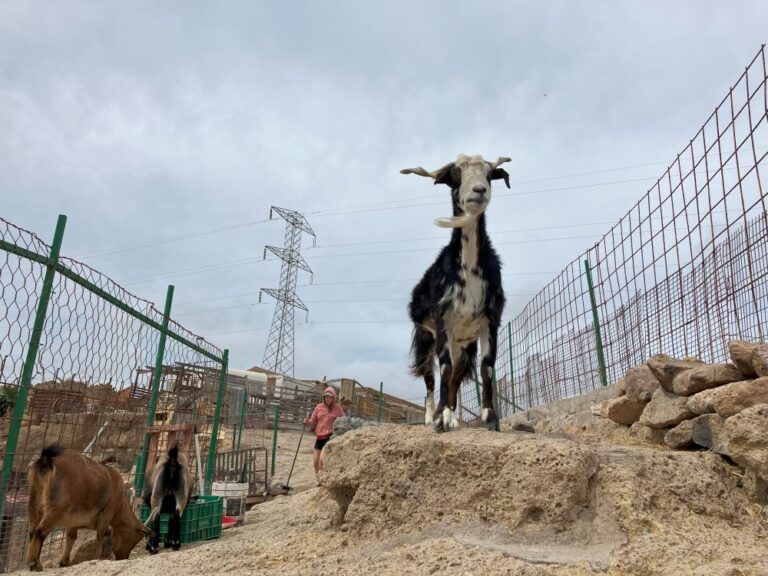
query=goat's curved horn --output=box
[488,157,512,169]
[400,166,436,178]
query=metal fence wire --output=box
[0,216,232,572]
[459,44,768,422]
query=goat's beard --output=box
[434,208,482,229]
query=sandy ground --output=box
[261,428,319,493]
[14,425,768,576]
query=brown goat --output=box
[26,444,152,571]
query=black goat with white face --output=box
[402,154,509,432]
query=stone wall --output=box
[591,340,768,502]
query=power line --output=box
[308,221,614,249]
[306,176,660,218]
[79,219,273,259]
[208,319,411,337]
[303,161,673,216]
[119,232,579,285]
[300,234,599,260]
[175,293,539,317]
[77,157,764,260]
[123,255,268,284]
[306,157,767,217]
[173,272,551,309]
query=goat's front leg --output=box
[433,339,461,432]
[432,336,453,432]
[100,526,113,559]
[480,323,500,431]
[58,528,78,567]
[146,513,160,555]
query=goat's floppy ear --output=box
[431,163,456,187]
[489,168,510,189]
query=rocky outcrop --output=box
[753,345,768,377]
[664,419,695,449]
[669,363,743,396]
[638,387,694,429]
[728,340,764,377]
[646,354,703,389]
[624,364,659,402]
[604,396,646,425]
[705,377,768,418]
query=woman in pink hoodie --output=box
[304,386,345,477]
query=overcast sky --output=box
[1,1,766,401]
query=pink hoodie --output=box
[307,386,345,439]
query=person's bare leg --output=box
[312,449,321,475]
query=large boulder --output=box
[752,345,768,378]
[669,363,743,396]
[686,387,719,415]
[721,404,768,480]
[728,340,766,377]
[638,387,695,429]
[605,396,646,426]
[615,378,627,397]
[705,377,768,418]
[691,413,727,453]
[624,364,659,403]
[645,354,703,390]
[664,419,695,449]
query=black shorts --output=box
[314,435,332,450]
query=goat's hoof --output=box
[58,559,69,568]
[432,416,445,433]
[171,541,181,551]
[29,561,43,572]
[482,408,499,431]
[164,540,172,549]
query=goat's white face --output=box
[454,154,493,216]
[400,154,511,228]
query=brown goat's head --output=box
[111,495,154,560]
[401,155,511,227]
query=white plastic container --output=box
[211,482,249,526]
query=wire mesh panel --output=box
[0,217,228,572]
[461,45,768,418]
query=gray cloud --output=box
[1,0,766,398]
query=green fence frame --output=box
[0,214,230,518]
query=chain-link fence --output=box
[459,44,768,421]
[0,215,235,572]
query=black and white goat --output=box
[142,444,192,553]
[402,154,509,432]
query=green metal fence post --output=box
[473,374,482,410]
[507,321,516,413]
[0,215,66,515]
[377,381,383,423]
[236,388,247,451]
[205,348,229,494]
[134,284,175,497]
[584,259,608,387]
[270,405,280,478]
